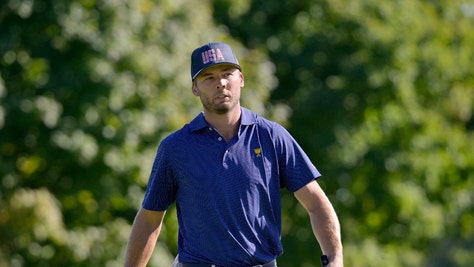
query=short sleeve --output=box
[272,123,321,192]
[142,138,177,211]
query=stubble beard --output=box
[201,96,236,115]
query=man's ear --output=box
[240,72,245,87]
[192,82,199,96]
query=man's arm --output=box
[294,180,343,267]
[124,207,166,267]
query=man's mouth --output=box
[215,94,230,100]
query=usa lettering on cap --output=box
[201,49,225,64]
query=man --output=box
[124,42,343,267]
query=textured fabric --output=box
[143,107,321,266]
[178,259,277,267]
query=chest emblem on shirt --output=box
[253,148,262,157]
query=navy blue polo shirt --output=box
[142,107,321,266]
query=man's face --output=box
[192,64,244,115]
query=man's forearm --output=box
[124,227,159,267]
[124,208,165,267]
[294,181,344,266]
[309,196,343,267]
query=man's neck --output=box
[203,107,241,142]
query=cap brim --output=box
[192,63,241,80]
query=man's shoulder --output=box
[241,107,292,142]
[161,113,206,143]
[162,124,193,143]
[241,107,278,128]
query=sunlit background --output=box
[1,0,474,266]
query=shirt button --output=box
[218,137,222,141]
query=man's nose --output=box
[217,78,227,89]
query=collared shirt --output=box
[142,107,321,266]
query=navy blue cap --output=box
[191,42,241,80]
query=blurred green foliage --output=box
[213,0,474,266]
[1,0,473,266]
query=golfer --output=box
[124,42,343,267]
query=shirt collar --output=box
[188,107,257,132]
[240,107,257,126]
